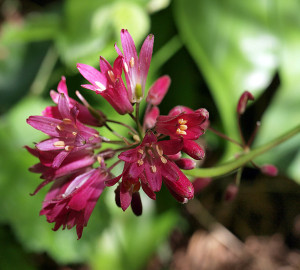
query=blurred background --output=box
[0,0,300,269]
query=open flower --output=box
[27,93,101,168]
[40,168,109,239]
[77,56,133,115]
[115,29,154,103]
[105,131,194,212]
[45,76,105,127]
[155,109,208,140]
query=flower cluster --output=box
[26,29,209,239]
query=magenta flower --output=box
[26,146,96,195]
[156,109,208,140]
[27,93,101,168]
[40,168,109,239]
[77,56,133,115]
[115,29,154,103]
[146,75,171,105]
[105,131,194,211]
[45,76,105,126]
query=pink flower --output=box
[115,29,154,103]
[144,106,160,129]
[40,168,109,239]
[156,110,208,140]
[77,56,133,115]
[26,146,96,195]
[27,93,101,168]
[105,131,194,211]
[45,76,105,126]
[146,75,171,105]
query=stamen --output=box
[130,57,135,68]
[179,124,188,130]
[56,125,63,131]
[156,145,163,156]
[97,156,102,164]
[176,128,187,135]
[65,145,74,151]
[151,165,157,173]
[53,141,65,147]
[178,118,187,125]
[160,156,167,164]
[108,70,116,83]
[137,159,144,166]
[89,136,94,141]
[95,81,106,91]
[63,118,72,125]
[72,131,77,136]
[133,135,140,143]
[138,149,144,155]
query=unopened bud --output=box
[175,158,196,170]
[224,184,239,201]
[144,106,160,129]
[261,164,278,177]
[193,178,211,194]
[182,140,205,160]
[237,91,254,115]
[146,75,171,105]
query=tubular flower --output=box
[40,168,109,239]
[27,93,101,168]
[106,131,193,211]
[77,56,133,115]
[26,29,209,239]
[45,76,106,127]
[115,29,154,103]
[155,109,208,140]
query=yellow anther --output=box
[65,145,74,151]
[138,149,144,155]
[63,118,72,125]
[130,57,135,68]
[53,141,65,147]
[97,156,103,164]
[179,124,188,131]
[72,131,77,136]
[137,159,144,166]
[160,156,167,164]
[156,145,163,156]
[178,118,187,125]
[176,128,187,135]
[56,125,63,131]
[151,165,157,173]
[108,70,116,83]
[133,135,141,143]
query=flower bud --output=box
[131,192,142,216]
[182,140,205,160]
[224,184,239,201]
[261,164,278,177]
[237,91,254,115]
[175,158,196,170]
[193,177,211,194]
[146,75,171,105]
[144,106,160,129]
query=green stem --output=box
[185,124,300,178]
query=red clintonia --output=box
[26,29,209,239]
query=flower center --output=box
[176,118,188,135]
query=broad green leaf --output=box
[254,0,300,181]
[174,0,279,159]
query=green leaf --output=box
[174,0,279,159]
